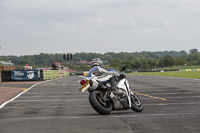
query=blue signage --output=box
[11,70,38,81]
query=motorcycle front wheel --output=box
[131,94,144,112]
[89,90,112,115]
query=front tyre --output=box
[131,94,144,112]
[89,91,112,115]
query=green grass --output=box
[157,65,200,70]
[128,71,200,79]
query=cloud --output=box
[1,0,200,55]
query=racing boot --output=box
[110,77,120,95]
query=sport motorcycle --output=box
[78,65,143,115]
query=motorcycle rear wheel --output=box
[131,94,144,112]
[89,90,112,115]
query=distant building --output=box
[0,61,15,71]
[76,60,108,65]
[76,60,92,64]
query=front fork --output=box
[128,89,135,108]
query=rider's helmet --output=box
[91,58,103,67]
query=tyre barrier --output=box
[43,70,60,80]
[64,71,70,76]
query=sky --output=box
[0,0,200,56]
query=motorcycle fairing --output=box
[117,79,132,108]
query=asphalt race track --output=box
[0,75,200,133]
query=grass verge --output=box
[157,65,200,70]
[128,71,200,79]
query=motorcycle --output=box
[78,65,143,115]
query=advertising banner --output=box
[11,70,38,81]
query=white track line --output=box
[0,80,52,109]
[1,113,199,120]
[4,102,200,109]
[14,99,88,102]
[4,105,91,109]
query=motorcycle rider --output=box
[87,58,122,94]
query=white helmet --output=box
[91,58,103,67]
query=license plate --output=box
[81,81,90,92]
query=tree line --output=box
[0,49,200,71]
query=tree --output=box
[187,52,200,63]
[147,58,158,69]
[132,59,142,71]
[78,64,90,71]
[121,60,133,70]
[196,58,200,65]
[110,58,121,70]
[176,57,187,66]
[159,55,176,67]
[103,54,112,62]
[189,49,198,54]
[18,59,35,66]
[139,58,150,70]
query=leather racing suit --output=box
[86,65,120,91]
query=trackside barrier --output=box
[179,68,200,71]
[1,70,38,82]
[64,72,69,76]
[43,70,60,80]
[1,70,70,82]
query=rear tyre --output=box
[131,94,144,112]
[89,91,112,115]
